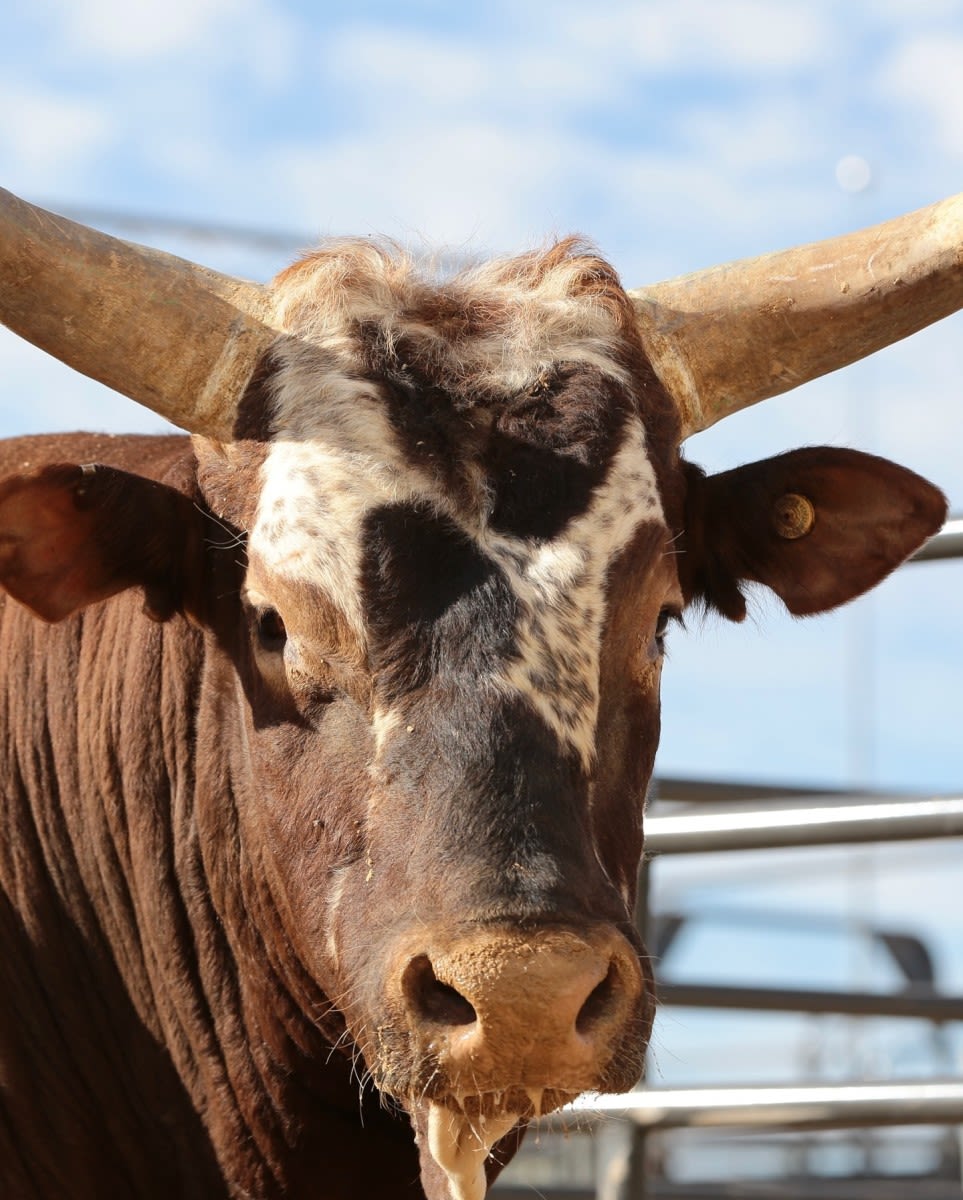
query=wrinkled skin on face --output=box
[0,240,945,1200]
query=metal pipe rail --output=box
[496,1184,957,1200]
[912,516,963,563]
[645,796,963,855]
[548,1079,963,1133]
[657,981,963,1020]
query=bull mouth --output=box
[432,1085,579,1121]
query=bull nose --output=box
[397,926,646,1096]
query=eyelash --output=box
[655,607,682,653]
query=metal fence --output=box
[589,795,963,1198]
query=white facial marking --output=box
[251,360,437,644]
[248,243,665,766]
[371,705,404,754]
[484,419,662,767]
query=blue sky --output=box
[1,0,961,793]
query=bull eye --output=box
[255,607,287,653]
[655,607,675,654]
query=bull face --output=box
[0,188,955,1200]
[199,244,677,1194]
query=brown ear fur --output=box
[681,448,947,621]
[0,463,203,622]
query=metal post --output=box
[628,853,654,1199]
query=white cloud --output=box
[557,0,830,75]
[0,83,114,188]
[260,122,588,250]
[26,0,299,92]
[36,0,241,60]
[678,102,826,172]
[869,0,963,24]
[876,34,963,158]
[322,27,493,109]
[323,22,618,115]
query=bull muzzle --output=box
[370,923,652,1200]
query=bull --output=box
[0,185,959,1200]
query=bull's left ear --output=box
[681,447,947,620]
[0,462,202,622]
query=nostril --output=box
[576,961,619,1035]
[403,954,477,1027]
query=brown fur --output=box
[0,435,425,1199]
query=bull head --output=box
[0,187,956,1200]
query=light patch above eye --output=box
[243,584,272,612]
[250,389,441,649]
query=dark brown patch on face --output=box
[359,501,517,701]
[343,237,684,543]
[359,342,639,540]
[353,321,488,511]
[366,691,624,925]
[481,364,633,539]
[232,348,282,443]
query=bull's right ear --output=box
[680,448,947,621]
[0,463,203,622]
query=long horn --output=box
[630,192,963,439]
[0,187,277,441]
